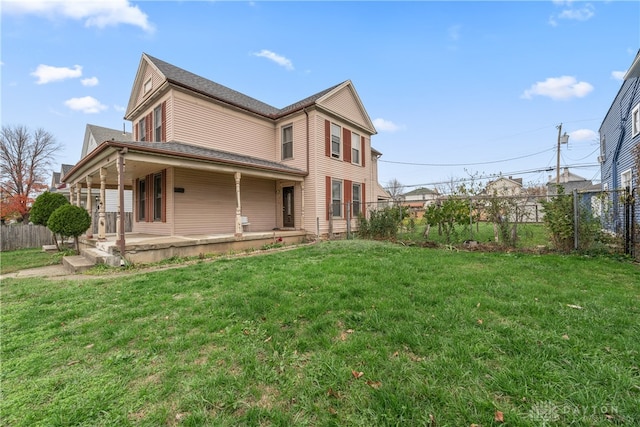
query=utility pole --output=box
[555,123,569,186]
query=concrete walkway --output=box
[1,264,72,280]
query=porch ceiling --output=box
[63,140,306,187]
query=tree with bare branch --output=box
[385,178,405,203]
[1,125,62,222]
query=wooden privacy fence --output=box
[0,213,133,252]
[1,224,54,251]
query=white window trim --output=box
[144,78,153,94]
[282,124,293,160]
[331,123,341,159]
[154,105,162,142]
[621,169,632,190]
[351,131,360,165]
[332,179,342,217]
[352,182,361,216]
[632,104,640,137]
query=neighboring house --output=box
[401,187,439,208]
[62,53,386,247]
[53,125,134,213]
[600,50,639,193]
[485,176,524,196]
[546,168,600,196]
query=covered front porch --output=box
[79,229,311,265]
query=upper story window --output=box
[632,104,640,137]
[331,123,341,159]
[154,105,163,142]
[144,78,153,94]
[352,132,360,165]
[138,117,146,141]
[282,125,293,160]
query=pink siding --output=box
[275,112,308,172]
[172,168,278,235]
[135,64,164,108]
[172,92,276,161]
[320,87,369,131]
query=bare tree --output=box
[385,178,405,202]
[1,125,62,221]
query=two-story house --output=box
[62,53,387,262]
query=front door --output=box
[283,186,294,228]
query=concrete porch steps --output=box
[62,247,121,273]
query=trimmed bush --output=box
[47,205,91,254]
[30,192,69,226]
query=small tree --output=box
[358,205,407,240]
[47,205,91,254]
[30,192,69,249]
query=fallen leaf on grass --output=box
[392,351,399,357]
[326,388,341,399]
[495,410,504,422]
[67,360,80,366]
[366,380,382,389]
[351,370,364,379]
[562,334,570,340]
[264,336,272,343]
[470,424,481,427]
[428,413,436,427]
[566,304,583,310]
[328,407,337,415]
[477,319,483,325]
[85,343,94,349]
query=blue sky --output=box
[2,1,639,192]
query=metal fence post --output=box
[573,189,579,250]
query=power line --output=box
[379,146,556,167]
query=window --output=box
[352,132,360,165]
[621,169,632,191]
[138,179,146,221]
[139,117,146,141]
[331,123,341,159]
[352,183,361,216]
[282,125,293,160]
[153,173,163,221]
[154,105,162,142]
[632,104,640,137]
[332,179,342,217]
[144,78,152,94]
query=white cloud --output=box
[31,64,82,84]
[611,70,625,81]
[549,2,595,26]
[252,50,294,71]
[373,118,403,132]
[3,0,154,33]
[113,104,126,113]
[569,129,597,142]
[448,24,462,41]
[81,76,99,87]
[521,76,593,100]
[64,96,107,113]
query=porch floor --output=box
[80,229,311,264]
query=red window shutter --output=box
[326,175,331,220]
[146,112,152,142]
[361,136,366,167]
[161,101,167,142]
[343,128,351,163]
[146,174,153,222]
[325,120,330,158]
[161,169,167,222]
[344,179,352,218]
[362,182,366,215]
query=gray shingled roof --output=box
[145,54,344,119]
[88,124,132,143]
[115,140,306,175]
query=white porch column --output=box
[86,176,93,238]
[234,172,242,237]
[75,183,82,207]
[98,168,107,240]
[115,150,126,258]
[300,181,305,231]
[69,184,75,205]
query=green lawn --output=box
[2,240,639,426]
[0,248,67,275]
